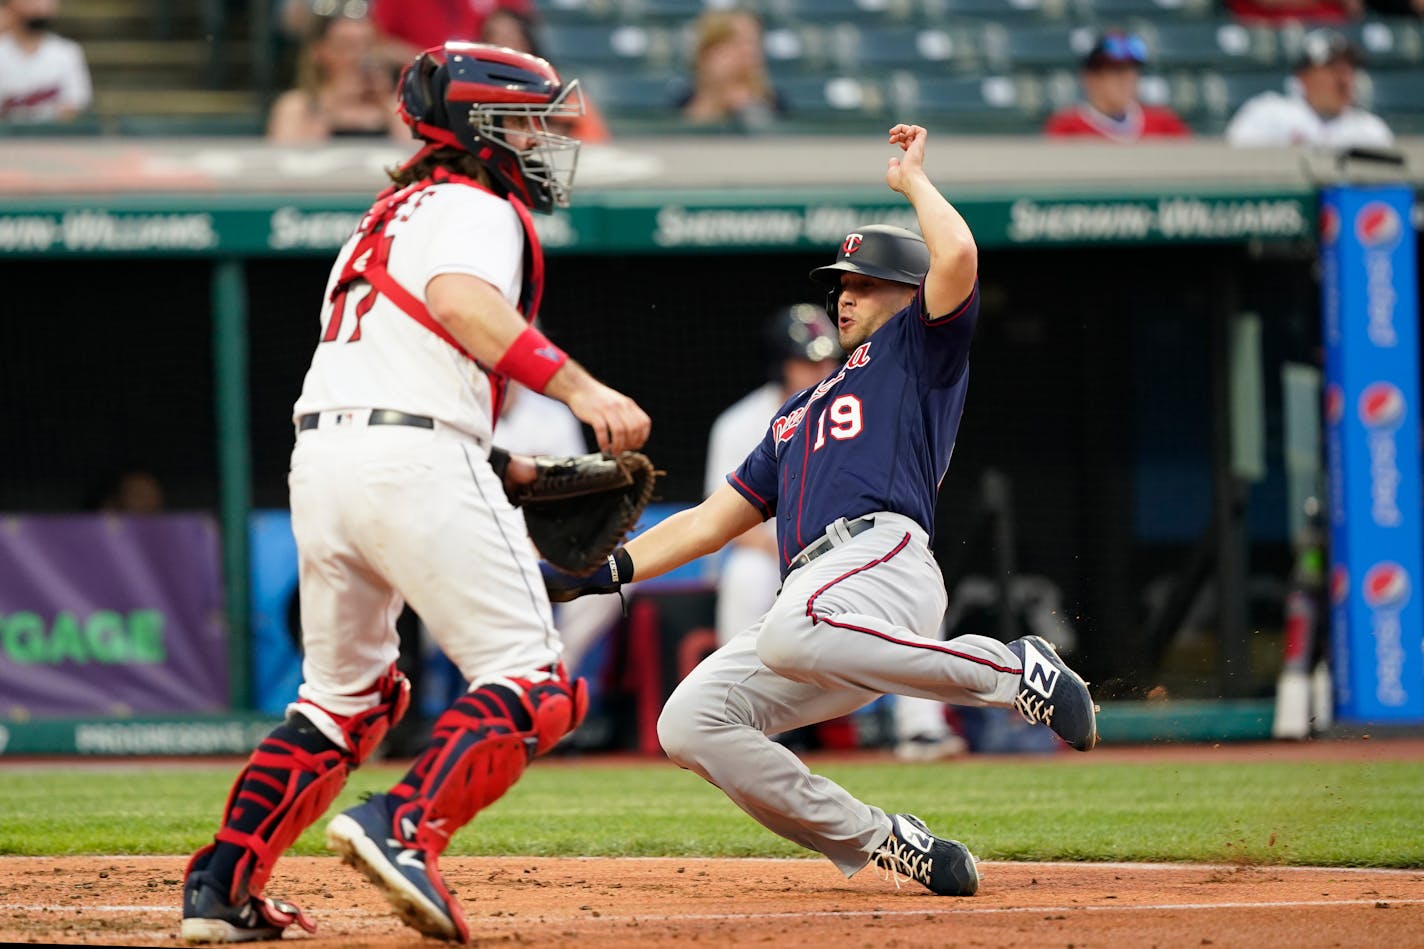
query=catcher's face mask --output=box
[397,42,584,214]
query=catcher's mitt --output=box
[512,451,659,577]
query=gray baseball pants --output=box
[657,511,1022,876]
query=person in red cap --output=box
[1225,29,1393,148]
[1043,30,1191,141]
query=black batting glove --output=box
[540,548,635,602]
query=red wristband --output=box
[493,325,568,393]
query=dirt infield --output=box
[3,855,1422,947]
[3,740,1422,947]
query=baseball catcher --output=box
[180,42,651,945]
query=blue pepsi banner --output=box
[1320,184,1423,723]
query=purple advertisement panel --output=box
[0,514,229,717]
[1320,184,1424,723]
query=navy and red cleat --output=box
[325,793,469,943]
[1007,635,1099,751]
[870,813,979,896]
[180,848,316,944]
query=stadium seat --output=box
[1146,21,1280,71]
[1333,19,1424,68]
[614,0,721,21]
[579,71,686,116]
[538,23,675,71]
[115,114,266,136]
[776,74,891,122]
[1197,69,1284,122]
[921,0,1067,23]
[1068,0,1216,20]
[1360,69,1424,122]
[0,115,106,136]
[760,24,833,74]
[1162,72,1210,122]
[832,25,980,74]
[763,0,918,25]
[540,0,622,24]
[982,23,1098,71]
[902,74,1048,131]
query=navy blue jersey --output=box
[728,281,979,578]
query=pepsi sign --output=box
[1320,185,1423,722]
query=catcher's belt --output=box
[297,409,434,432]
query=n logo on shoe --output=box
[895,816,934,853]
[1022,641,1060,698]
[393,843,426,870]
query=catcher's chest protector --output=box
[330,169,546,422]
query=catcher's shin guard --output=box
[390,666,587,854]
[196,666,410,903]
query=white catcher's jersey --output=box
[293,182,526,444]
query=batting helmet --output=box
[397,42,584,214]
[765,304,841,375]
[809,225,929,319]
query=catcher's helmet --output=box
[809,225,929,319]
[766,303,841,373]
[397,42,584,214]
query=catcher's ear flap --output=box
[407,52,451,130]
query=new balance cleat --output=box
[1007,635,1099,751]
[871,813,979,896]
[325,793,469,943]
[180,870,316,944]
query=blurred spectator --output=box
[1226,0,1360,27]
[0,0,91,123]
[1225,29,1393,148]
[479,8,611,143]
[1043,31,1190,141]
[88,469,166,513]
[370,0,535,67]
[675,8,788,132]
[704,304,842,649]
[267,12,407,144]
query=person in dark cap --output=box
[1043,30,1190,141]
[1225,29,1393,147]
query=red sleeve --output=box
[1043,109,1073,136]
[1143,107,1192,137]
[1043,109,1091,137]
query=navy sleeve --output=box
[728,423,779,520]
[912,279,980,389]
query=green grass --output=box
[1,757,1420,867]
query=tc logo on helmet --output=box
[1358,381,1405,429]
[1362,562,1410,609]
[842,233,863,255]
[1355,202,1401,248]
